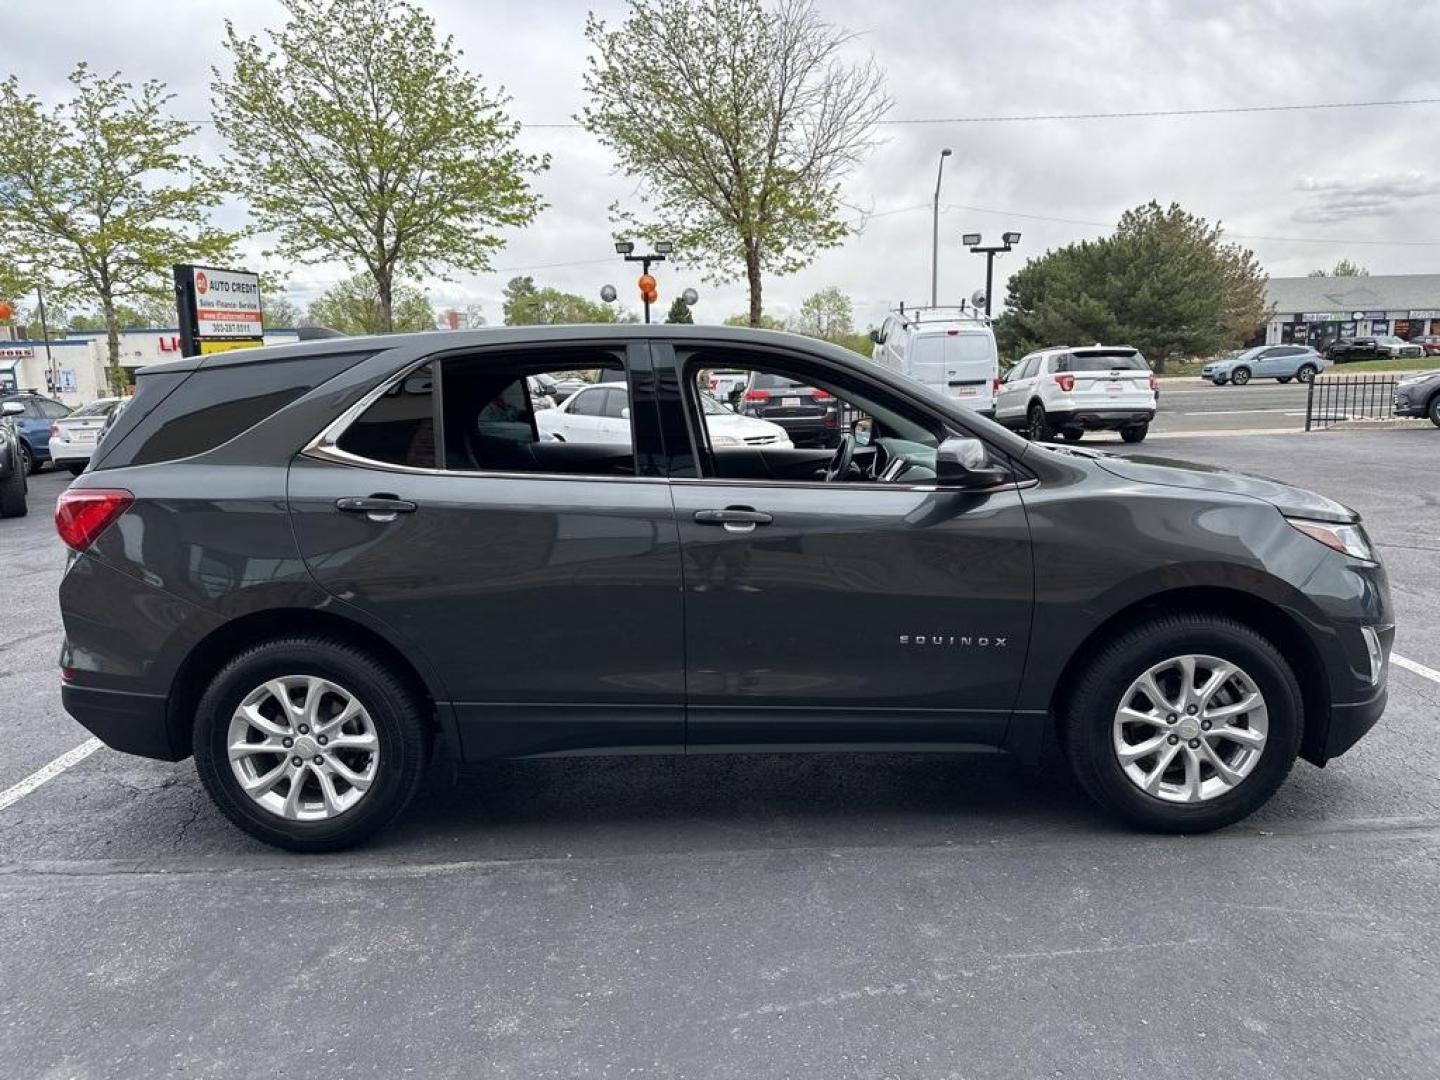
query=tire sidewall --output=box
[193,639,428,851]
[1070,619,1302,831]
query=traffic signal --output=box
[638,273,658,306]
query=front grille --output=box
[744,435,781,445]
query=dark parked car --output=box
[57,326,1392,850]
[1325,338,1383,363]
[736,370,841,447]
[0,400,29,517]
[1393,371,1440,426]
[0,391,71,473]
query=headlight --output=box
[1287,517,1376,562]
[711,434,741,446]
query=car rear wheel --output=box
[1064,614,1301,832]
[1296,364,1318,383]
[0,459,26,518]
[193,636,431,851]
[1429,392,1440,428]
[1061,428,1084,442]
[66,462,85,476]
[1026,403,1052,441]
[1119,423,1148,443]
[17,441,35,475]
[1230,367,1251,386]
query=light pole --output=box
[614,240,672,324]
[931,148,952,307]
[961,231,1022,317]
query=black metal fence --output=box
[1305,374,1400,431]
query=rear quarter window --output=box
[97,351,369,469]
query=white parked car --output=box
[1376,335,1425,359]
[995,345,1157,444]
[870,308,1000,416]
[537,382,791,448]
[48,397,123,475]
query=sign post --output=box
[173,265,264,358]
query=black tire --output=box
[1026,403,1052,441]
[0,460,26,518]
[1429,392,1440,428]
[1277,376,1292,384]
[1296,364,1318,383]
[1061,428,1084,442]
[1230,367,1251,386]
[66,462,85,476]
[193,636,432,852]
[1064,614,1302,833]
[1119,423,1148,444]
[1210,377,1227,386]
[17,441,35,475]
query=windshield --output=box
[70,399,119,417]
[1063,351,1149,371]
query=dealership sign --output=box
[173,264,265,358]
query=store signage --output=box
[0,345,34,359]
[1353,310,1387,320]
[173,264,265,358]
[1408,309,1440,319]
[1301,312,1345,322]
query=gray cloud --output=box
[1292,172,1440,223]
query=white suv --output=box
[995,345,1157,443]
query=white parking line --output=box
[1393,653,1440,686]
[0,738,102,812]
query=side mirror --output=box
[0,401,22,416]
[852,417,873,447]
[620,406,630,420]
[936,436,1009,488]
[868,328,884,345]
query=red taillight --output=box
[1054,374,1076,392]
[812,389,833,401]
[55,488,133,552]
[744,389,770,401]
[49,423,60,438]
[991,378,1002,392]
[1148,374,1158,391]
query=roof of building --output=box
[1266,274,1440,315]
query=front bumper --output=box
[61,682,184,761]
[1393,385,1435,416]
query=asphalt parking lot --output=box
[2,426,1438,1079]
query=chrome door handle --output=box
[336,495,417,522]
[694,507,773,533]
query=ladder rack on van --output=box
[893,302,991,327]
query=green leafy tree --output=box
[792,286,854,340]
[995,202,1268,370]
[307,272,437,334]
[724,311,786,330]
[0,65,236,390]
[1308,259,1369,278]
[213,0,547,333]
[664,297,694,324]
[262,294,304,329]
[580,0,890,328]
[68,295,179,331]
[502,275,625,325]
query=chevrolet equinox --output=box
[56,326,1392,850]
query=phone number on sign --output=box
[206,322,262,335]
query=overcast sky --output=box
[4,0,1440,327]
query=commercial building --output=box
[0,326,299,407]
[1263,274,1440,349]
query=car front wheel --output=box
[17,441,35,475]
[1230,367,1251,386]
[1064,614,1301,832]
[1277,376,1292,383]
[1429,392,1440,428]
[193,636,431,851]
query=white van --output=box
[870,308,1000,417]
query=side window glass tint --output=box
[337,363,437,468]
[441,351,632,475]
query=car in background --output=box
[550,377,590,403]
[535,381,633,444]
[526,375,557,411]
[0,401,28,517]
[1376,334,1425,359]
[0,391,71,473]
[994,344,1157,443]
[871,309,1000,417]
[1410,335,1440,356]
[1393,370,1440,427]
[48,397,123,475]
[707,369,749,404]
[1203,345,1326,385]
[736,371,841,447]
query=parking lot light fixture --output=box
[962,233,982,247]
[963,231,1022,317]
[654,241,674,255]
[614,240,635,255]
[614,242,674,324]
[1002,231,1022,245]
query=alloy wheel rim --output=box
[1112,654,1268,803]
[1029,410,1045,438]
[227,675,380,821]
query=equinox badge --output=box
[899,634,1007,648]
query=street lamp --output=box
[612,240,674,323]
[961,232,1022,317]
[931,148,952,307]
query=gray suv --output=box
[57,326,1392,850]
